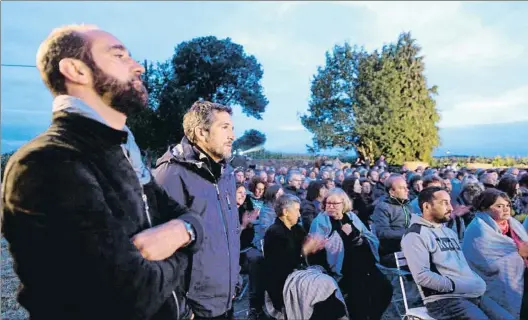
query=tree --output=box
[1,151,15,181]
[301,32,440,164]
[233,129,266,152]
[128,36,268,157]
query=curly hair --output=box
[183,100,233,143]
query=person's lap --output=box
[426,298,489,320]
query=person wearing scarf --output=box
[463,188,528,320]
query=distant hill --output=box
[435,121,528,157]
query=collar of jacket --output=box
[384,195,410,206]
[171,136,228,180]
[51,111,128,148]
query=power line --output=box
[1,64,37,68]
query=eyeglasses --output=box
[326,202,343,207]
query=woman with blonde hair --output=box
[309,188,393,320]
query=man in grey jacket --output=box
[153,101,239,319]
[401,187,488,320]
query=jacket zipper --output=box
[122,147,181,319]
[204,167,232,310]
[141,191,180,319]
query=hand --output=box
[341,223,353,236]
[248,208,260,223]
[518,242,528,258]
[452,205,471,218]
[302,234,327,256]
[132,219,191,261]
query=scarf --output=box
[52,95,151,186]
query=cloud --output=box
[440,85,528,127]
[338,1,525,68]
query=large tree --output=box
[233,129,267,152]
[301,32,440,164]
[128,36,268,156]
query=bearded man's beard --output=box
[91,64,148,117]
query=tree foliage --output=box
[301,32,440,164]
[233,129,267,152]
[128,36,268,157]
[1,151,15,182]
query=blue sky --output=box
[2,1,528,156]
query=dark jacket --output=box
[153,137,240,318]
[1,112,204,320]
[300,199,320,233]
[284,185,305,199]
[371,195,412,258]
[263,218,307,311]
[371,182,386,201]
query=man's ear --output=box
[194,126,207,144]
[58,58,91,85]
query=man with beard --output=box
[152,101,240,319]
[401,187,488,320]
[1,25,204,320]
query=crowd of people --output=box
[2,23,528,320]
[234,153,528,320]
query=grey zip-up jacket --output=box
[153,137,240,318]
[401,215,486,304]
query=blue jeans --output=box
[426,298,489,320]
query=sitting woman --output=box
[248,176,267,211]
[309,188,393,320]
[462,188,528,320]
[263,194,347,320]
[253,184,284,252]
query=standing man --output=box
[153,101,239,319]
[2,25,203,319]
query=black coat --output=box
[1,112,204,320]
[263,218,307,310]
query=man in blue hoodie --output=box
[153,101,239,319]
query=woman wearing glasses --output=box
[309,188,393,320]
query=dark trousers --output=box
[339,267,393,320]
[311,291,348,320]
[426,298,488,320]
[193,308,234,320]
[240,247,265,310]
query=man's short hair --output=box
[286,170,301,183]
[274,194,300,217]
[518,173,528,187]
[418,186,446,213]
[36,24,99,96]
[384,174,404,191]
[183,100,233,143]
[422,175,444,189]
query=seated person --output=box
[263,194,347,320]
[463,188,528,320]
[309,188,393,320]
[402,187,488,320]
[371,174,413,267]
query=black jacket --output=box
[300,199,320,233]
[263,218,307,310]
[1,112,204,320]
[371,182,386,201]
